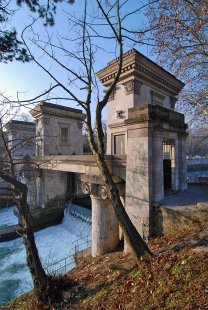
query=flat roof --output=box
[97,48,185,91]
[39,101,83,114]
[8,120,35,126]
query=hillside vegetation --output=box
[3,208,208,310]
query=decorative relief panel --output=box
[151,90,165,106]
[170,97,177,110]
[97,185,108,200]
[123,79,142,96]
[81,182,92,195]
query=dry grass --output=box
[4,224,208,310]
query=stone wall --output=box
[5,120,36,156]
[30,102,85,156]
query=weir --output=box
[65,203,92,224]
[0,203,92,306]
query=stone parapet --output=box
[125,104,187,130]
[13,154,127,180]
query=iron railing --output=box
[73,234,92,259]
[45,234,91,274]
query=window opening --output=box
[61,127,68,143]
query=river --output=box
[0,204,92,306]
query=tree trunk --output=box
[86,103,152,261]
[17,185,48,297]
[95,152,152,261]
[0,171,48,298]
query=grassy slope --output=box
[4,211,208,310]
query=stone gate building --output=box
[10,49,188,256]
[96,49,187,244]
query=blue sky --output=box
[0,0,153,121]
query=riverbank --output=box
[3,200,208,310]
[5,228,208,310]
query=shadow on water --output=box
[0,244,23,260]
[0,279,22,305]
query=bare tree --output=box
[0,4,153,306]
[14,0,152,260]
[145,0,208,125]
[186,127,208,157]
[0,103,66,303]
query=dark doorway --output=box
[163,140,175,192]
[67,172,76,196]
[163,159,172,190]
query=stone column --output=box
[125,123,152,240]
[178,136,187,190]
[36,170,45,208]
[82,182,119,257]
[27,177,37,210]
[152,131,164,202]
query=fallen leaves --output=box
[4,227,208,310]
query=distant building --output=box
[5,120,36,156]
[30,102,85,156]
[0,129,7,159]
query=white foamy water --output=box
[0,203,91,306]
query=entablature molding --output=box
[97,49,184,97]
[31,108,85,121]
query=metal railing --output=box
[45,234,91,275]
[45,253,75,275]
[73,234,92,259]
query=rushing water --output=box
[0,204,91,306]
[0,206,18,228]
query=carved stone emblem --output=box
[151,90,165,106]
[81,182,92,195]
[123,79,142,95]
[41,117,50,126]
[170,97,177,110]
[98,185,108,200]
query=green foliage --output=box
[0,30,31,62]
[0,0,75,62]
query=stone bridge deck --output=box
[15,155,127,180]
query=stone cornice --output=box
[97,49,184,96]
[5,122,35,131]
[108,121,126,129]
[30,105,85,121]
[7,126,36,134]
